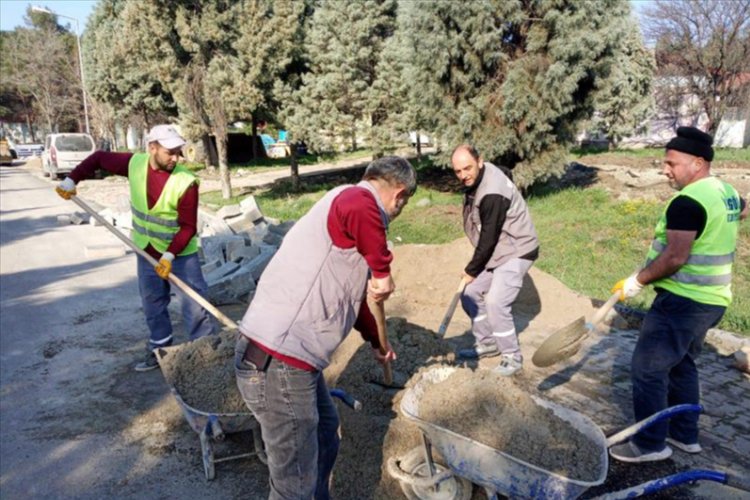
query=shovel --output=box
[367,296,405,390]
[437,277,466,337]
[69,195,238,330]
[531,292,620,367]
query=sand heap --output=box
[417,368,603,482]
[156,329,247,414]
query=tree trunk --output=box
[251,116,259,162]
[350,126,357,152]
[290,142,300,191]
[215,131,232,199]
[416,131,422,159]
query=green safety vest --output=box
[646,176,741,306]
[129,153,199,256]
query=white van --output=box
[43,133,95,180]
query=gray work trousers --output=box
[460,257,534,359]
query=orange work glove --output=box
[155,252,175,280]
[55,177,77,200]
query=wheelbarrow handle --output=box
[329,388,362,411]
[605,404,702,448]
[591,469,750,500]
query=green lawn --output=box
[201,166,750,335]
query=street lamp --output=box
[32,5,90,135]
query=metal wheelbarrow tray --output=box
[388,366,750,500]
[155,345,267,480]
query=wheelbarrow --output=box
[155,346,267,481]
[387,366,750,500]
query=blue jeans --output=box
[137,253,216,350]
[235,336,340,500]
[631,290,724,451]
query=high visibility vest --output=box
[646,176,741,306]
[129,153,199,256]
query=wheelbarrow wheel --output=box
[200,430,215,481]
[397,446,472,500]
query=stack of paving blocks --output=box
[198,196,293,304]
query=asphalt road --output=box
[0,163,266,498]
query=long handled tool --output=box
[437,277,466,337]
[367,296,394,386]
[70,195,238,330]
[531,292,620,367]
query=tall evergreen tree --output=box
[284,0,397,153]
[591,17,655,148]
[401,0,650,188]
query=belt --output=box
[243,340,272,371]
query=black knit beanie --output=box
[665,126,714,162]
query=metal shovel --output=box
[531,292,620,367]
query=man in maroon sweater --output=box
[56,125,216,371]
[235,156,416,499]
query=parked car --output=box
[43,133,95,180]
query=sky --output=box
[1,0,652,33]
[0,0,98,32]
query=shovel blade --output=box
[532,316,589,367]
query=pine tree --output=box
[284,0,397,153]
[401,0,651,188]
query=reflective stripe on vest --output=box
[128,153,199,255]
[130,205,180,228]
[646,176,740,307]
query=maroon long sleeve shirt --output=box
[68,151,199,260]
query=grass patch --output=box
[528,187,749,335]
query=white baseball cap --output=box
[147,124,186,149]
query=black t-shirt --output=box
[665,195,706,238]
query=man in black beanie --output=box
[609,126,747,463]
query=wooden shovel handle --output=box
[367,296,393,386]
[70,195,238,330]
[591,292,621,327]
[437,277,467,337]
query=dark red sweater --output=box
[256,186,389,371]
[68,151,198,259]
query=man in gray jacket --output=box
[452,145,539,376]
[235,156,416,499]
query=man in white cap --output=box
[56,124,217,371]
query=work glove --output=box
[611,274,644,301]
[155,252,174,280]
[55,177,77,200]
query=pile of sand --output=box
[418,368,603,482]
[156,329,247,414]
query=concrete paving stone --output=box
[230,244,261,263]
[217,204,242,220]
[84,244,127,259]
[225,212,255,234]
[224,238,248,259]
[69,212,88,225]
[204,262,240,284]
[262,231,284,246]
[239,195,260,214]
[206,267,256,305]
[114,212,132,229]
[268,220,295,236]
[200,259,222,275]
[241,251,276,282]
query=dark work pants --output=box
[631,290,725,451]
